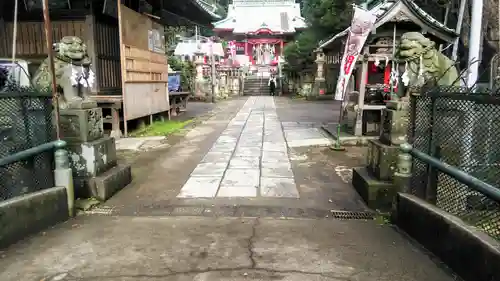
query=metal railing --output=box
[397,143,500,241]
[0,140,64,199]
[402,88,500,241]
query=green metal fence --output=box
[0,90,55,201]
[407,88,500,240]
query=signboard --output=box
[148,29,165,53]
[334,6,377,101]
[235,42,246,55]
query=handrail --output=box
[0,140,66,167]
[403,144,500,203]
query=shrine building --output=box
[213,0,306,68]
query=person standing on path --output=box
[268,74,276,96]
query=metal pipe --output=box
[451,0,467,61]
[410,148,500,203]
[11,0,18,64]
[0,140,66,167]
[467,0,483,87]
[42,0,61,139]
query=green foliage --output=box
[302,0,358,38]
[169,56,195,93]
[283,30,319,76]
[283,0,359,75]
[130,119,193,137]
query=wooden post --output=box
[354,48,369,137]
[117,0,129,137]
[110,105,122,139]
[85,14,100,94]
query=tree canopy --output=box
[284,0,359,75]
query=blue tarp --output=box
[168,74,181,92]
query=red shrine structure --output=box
[213,0,306,68]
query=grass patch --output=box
[130,119,193,137]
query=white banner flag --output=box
[334,7,377,101]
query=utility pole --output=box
[466,0,483,88]
[42,0,61,139]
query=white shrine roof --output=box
[213,0,306,34]
[318,0,458,50]
[174,41,225,57]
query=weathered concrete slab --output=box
[201,152,232,163]
[262,142,287,152]
[217,185,258,197]
[234,147,261,157]
[262,151,288,163]
[209,142,236,152]
[260,177,299,198]
[191,162,228,177]
[0,216,457,281]
[177,177,222,198]
[221,169,260,187]
[229,156,260,168]
[261,162,294,178]
[284,128,333,148]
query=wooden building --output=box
[318,0,458,139]
[0,0,220,137]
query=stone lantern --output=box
[312,49,326,97]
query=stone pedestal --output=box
[60,107,132,201]
[309,78,326,100]
[351,100,409,211]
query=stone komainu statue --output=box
[397,32,459,88]
[32,36,96,109]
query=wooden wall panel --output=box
[118,4,169,122]
[123,83,169,120]
[94,17,121,93]
[120,5,150,50]
[0,20,86,58]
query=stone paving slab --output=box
[201,152,232,163]
[260,177,299,198]
[177,177,222,198]
[177,96,299,199]
[191,162,228,177]
[217,185,258,197]
[221,169,260,187]
[229,156,260,168]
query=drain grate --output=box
[81,207,115,216]
[326,210,375,220]
[87,204,376,220]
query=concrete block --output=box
[67,137,117,178]
[351,167,396,211]
[0,187,68,248]
[393,193,500,281]
[60,107,104,143]
[88,164,132,201]
[379,108,409,146]
[367,139,399,181]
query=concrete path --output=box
[0,216,458,281]
[178,97,298,198]
[0,96,460,281]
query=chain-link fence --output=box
[0,88,55,201]
[407,87,500,240]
